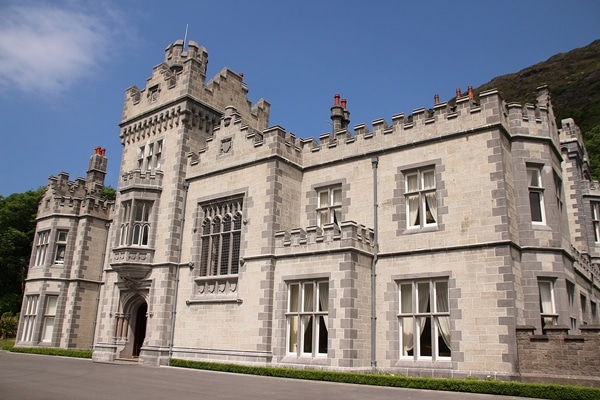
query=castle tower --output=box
[16,148,113,350]
[92,39,271,366]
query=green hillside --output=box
[474,39,600,177]
[475,39,600,133]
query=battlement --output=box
[279,87,555,158]
[119,169,164,192]
[274,221,374,257]
[36,148,113,220]
[290,86,556,156]
[121,40,270,132]
[569,244,600,287]
[164,40,208,73]
[185,85,568,179]
[39,172,112,219]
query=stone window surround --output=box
[395,158,445,235]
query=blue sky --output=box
[1,0,599,196]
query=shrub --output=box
[9,347,92,358]
[0,312,19,339]
[169,359,600,400]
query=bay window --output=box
[119,200,152,246]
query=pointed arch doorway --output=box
[132,302,148,357]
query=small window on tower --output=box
[148,85,159,103]
[54,230,68,264]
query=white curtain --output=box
[425,192,437,224]
[435,282,451,350]
[527,168,535,186]
[408,195,419,226]
[318,283,329,353]
[318,283,328,312]
[417,283,430,351]
[539,282,553,313]
[302,284,314,353]
[288,284,299,353]
[400,284,413,355]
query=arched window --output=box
[198,199,243,276]
[119,200,153,246]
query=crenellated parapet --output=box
[186,108,304,171]
[38,171,113,220]
[579,179,600,197]
[243,87,558,167]
[119,169,164,192]
[570,244,600,288]
[121,40,270,132]
[302,88,558,156]
[185,86,565,174]
[274,221,374,257]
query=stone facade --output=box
[16,40,600,385]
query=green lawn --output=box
[0,337,15,349]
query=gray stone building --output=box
[17,39,600,384]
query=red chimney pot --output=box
[334,94,341,105]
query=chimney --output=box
[456,88,462,98]
[87,147,108,194]
[330,94,344,132]
[341,99,350,129]
[434,94,440,105]
[468,85,474,100]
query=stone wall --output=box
[516,325,600,387]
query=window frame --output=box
[198,198,243,277]
[286,279,329,358]
[527,166,545,224]
[53,230,68,265]
[316,186,342,228]
[592,202,600,243]
[34,230,50,266]
[398,278,451,361]
[405,167,437,229]
[581,294,588,324]
[41,295,58,343]
[136,140,163,171]
[538,279,558,328]
[118,200,153,247]
[553,171,563,213]
[20,295,39,342]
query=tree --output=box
[102,186,116,201]
[584,125,600,181]
[0,188,45,315]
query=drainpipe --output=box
[371,156,379,370]
[91,221,111,347]
[168,180,189,362]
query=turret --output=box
[86,147,107,195]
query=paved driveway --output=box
[0,351,538,400]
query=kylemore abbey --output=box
[16,39,600,386]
